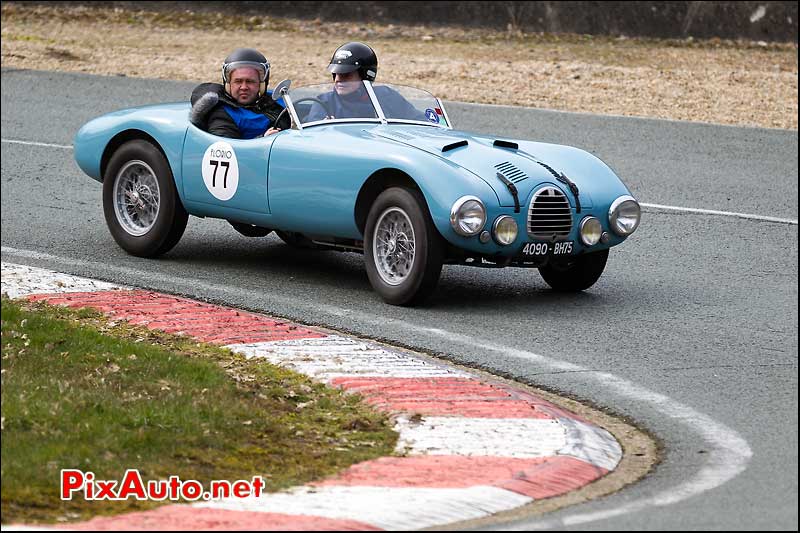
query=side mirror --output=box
[272,79,291,101]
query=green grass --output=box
[0,33,56,44]
[1,296,397,524]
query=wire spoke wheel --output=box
[113,160,161,236]
[102,140,188,258]
[364,187,444,306]
[374,207,416,286]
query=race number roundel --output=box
[202,141,239,201]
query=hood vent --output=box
[442,140,468,152]
[495,162,528,184]
[494,139,519,149]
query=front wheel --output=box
[364,187,444,306]
[102,140,188,257]
[538,249,609,291]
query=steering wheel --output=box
[275,97,334,127]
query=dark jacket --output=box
[190,83,290,139]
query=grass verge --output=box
[0,296,397,524]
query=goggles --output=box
[223,61,269,82]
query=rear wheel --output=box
[102,140,188,257]
[538,249,609,291]
[364,187,444,306]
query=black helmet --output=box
[327,42,378,82]
[222,48,270,97]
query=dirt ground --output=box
[2,3,797,130]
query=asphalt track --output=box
[1,69,798,530]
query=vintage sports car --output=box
[74,80,641,305]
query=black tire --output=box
[364,187,444,306]
[230,222,272,237]
[538,249,609,291]
[102,139,188,257]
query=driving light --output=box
[492,215,518,245]
[609,196,641,236]
[579,216,602,246]
[450,196,486,237]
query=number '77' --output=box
[209,160,230,187]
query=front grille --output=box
[528,186,573,239]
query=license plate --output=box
[520,241,573,257]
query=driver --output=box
[189,48,290,139]
[305,42,425,122]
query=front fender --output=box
[385,155,500,242]
[267,125,499,238]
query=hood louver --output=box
[495,162,529,184]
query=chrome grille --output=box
[495,161,528,183]
[527,186,572,239]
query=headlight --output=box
[492,215,518,245]
[450,196,486,236]
[579,216,602,246]
[609,196,641,236]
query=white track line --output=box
[1,138,73,150]
[640,202,797,225]
[0,247,754,528]
[1,138,795,225]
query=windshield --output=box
[372,83,449,126]
[290,82,378,125]
[287,81,450,128]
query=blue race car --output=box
[73,80,641,306]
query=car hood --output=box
[370,126,624,209]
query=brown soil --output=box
[2,3,797,129]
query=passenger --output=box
[305,42,425,122]
[190,48,290,138]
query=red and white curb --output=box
[1,262,622,531]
